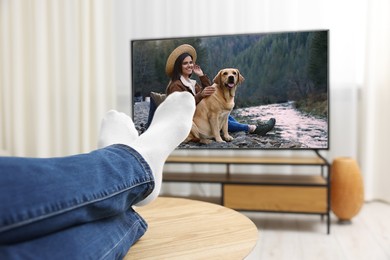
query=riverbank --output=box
[134,101,328,149]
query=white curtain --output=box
[360,0,390,201]
[0,0,116,157]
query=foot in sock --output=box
[132,91,195,206]
[97,110,139,149]
[97,92,195,206]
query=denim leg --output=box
[228,115,249,132]
[0,144,154,245]
[0,208,147,260]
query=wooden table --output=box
[125,197,258,259]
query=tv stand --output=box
[163,150,331,234]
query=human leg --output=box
[227,115,249,132]
[228,115,276,136]
[0,145,153,245]
[131,91,195,205]
[0,91,195,243]
[0,91,193,253]
[0,207,146,260]
[96,91,195,206]
[97,110,139,148]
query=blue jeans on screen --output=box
[0,144,154,259]
[228,115,249,132]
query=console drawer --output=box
[223,184,327,213]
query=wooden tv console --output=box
[163,151,331,234]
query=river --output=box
[234,101,328,149]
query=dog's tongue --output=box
[228,83,235,88]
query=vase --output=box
[331,157,364,224]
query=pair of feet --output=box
[97,91,195,206]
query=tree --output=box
[308,31,328,93]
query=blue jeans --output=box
[228,115,249,132]
[0,144,154,259]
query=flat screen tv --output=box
[131,30,329,150]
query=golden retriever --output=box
[186,68,245,144]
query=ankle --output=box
[248,125,256,133]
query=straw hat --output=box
[165,44,197,77]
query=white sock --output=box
[133,91,195,206]
[97,110,139,148]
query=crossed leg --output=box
[98,91,195,206]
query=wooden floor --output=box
[243,201,390,260]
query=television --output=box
[131,30,329,150]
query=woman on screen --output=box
[165,44,276,136]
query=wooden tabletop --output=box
[125,197,258,260]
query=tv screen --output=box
[131,30,329,150]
